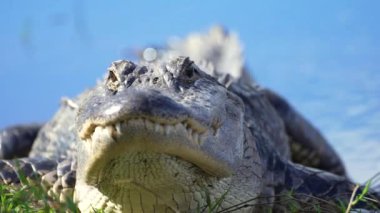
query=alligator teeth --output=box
[199,134,207,145]
[88,118,207,146]
[91,126,115,146]
[154,123,163,133]
[164,125,173,135]
[174,123,184,134]
[115,122,122,134]
[107,125,117,140]
[135,119,144,126]
[144,120,153,129]
[192,132,199,145]
[187,128,193,138]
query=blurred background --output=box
[0,0,379,182]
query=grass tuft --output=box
[0,179,79,212]
[1,173,379,212]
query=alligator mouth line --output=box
[79,116,208,141]
[80,117,232,177]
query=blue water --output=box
[0,1,379,182]
[254,57,380,183]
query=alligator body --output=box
[1,28,379,212]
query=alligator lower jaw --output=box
[75,153,223,213]
[81,118,232,183]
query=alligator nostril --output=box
[108,70,118,83]
[152,77,159,84]
[185,67,194,78]
[136,66,148,75]
[106,70,120,91]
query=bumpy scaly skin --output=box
[0,28,379,212]
[73,58,266,212]
[144,26,347,177]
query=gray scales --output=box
[0,27,379,212]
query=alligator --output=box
[1,28,379,212]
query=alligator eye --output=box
[121,62,137,75]
[108,70,118,82]
[183,65,200,82]
[106,70,120,92]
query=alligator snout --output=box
[77,88,207,140]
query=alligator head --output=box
[75,57,263,212]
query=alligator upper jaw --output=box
[80,117,233,183]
